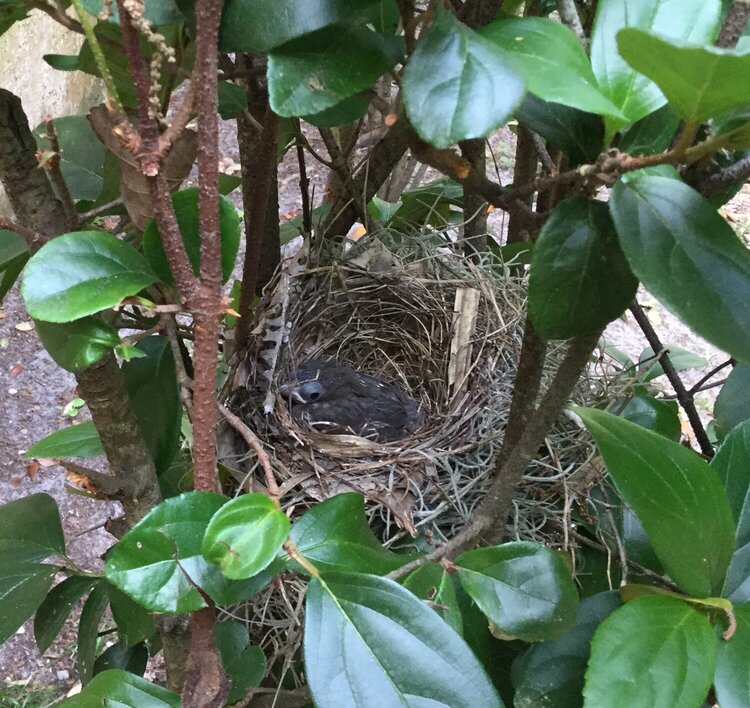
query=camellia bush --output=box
[2,0,750,706]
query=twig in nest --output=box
[219,403,280,500]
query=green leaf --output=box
[402,563,463,635]
[202,494,290,580]
[480,17,624,119]
[60,669,180,707]
[79,0,183,25]
[715,365,750,440]
[0,563,57,644]
[715,604,750,706]
[108,587,156,647]
[142,188,240,287]
[0,493,65,555]
[712,420,750,602]
[303,94,370,128]
[610,175,750,362]
[575,406,735,596]
[289,493,410,575]
[21,231,156,323]
[122,336,180,475]
[219,0,384,52]
[590,0,721,135]
[617,28,750,124]
[104,492,260,613]
[619,395,681,441]
[529,197,638,340]
[268,24,401,117]
[35,317,120,373]
[25,421,103,459]
[512,591,620,707]
[305,573,501,707]
[637,345,707,382]
[78,582,109,686]
[217,80,247,120]
[43,53,82,71]
[583,595,716,707]
[219,173,242,195]
[402,8,525,149]
[515,95,604,166]
[93,641,148,677]
[34,115,105,202]
[0,230,29,302]
[34,575,99,653]
[215,621,266,703]
[456,542,578,641]
[619,104,681,156]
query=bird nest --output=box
[219,231,609,676]
[222,231,600,545]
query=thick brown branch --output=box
[629,301,714,457]
[717,0,750,48]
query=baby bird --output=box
[278,359,422,442]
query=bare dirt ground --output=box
[0,117,746,702]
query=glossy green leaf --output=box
[0,563,57,644]
[715,365,750,439]
[142,188,240,287]
[105,492,261,613]
[619,104,681,156]
[583,595,715,707]
[305,573,501,708]
[0,1,29,38]
[215,621,266,703]
[25,421,103,459]
[122,336,180,475]
[575,406,734,596]
[456,542,578,641]
[590,0,721,134]
[715,604,750,707]
[402,563,462,635]
[202,494,290,580]
[610,175,750,362]
[515,95,604,166]
[108,587,156,648]
[78,582,109,686]
[21,231,156,322]
[393,176,464,228]
[43,53,82,71]
[93,641,148,677]
[80,0,183,25]
[403,8,525,149]
[0,230,29,302]
[480,17,624,119]
[619,395,681,441]
[303,94,369,128]
[219,0,383,52]
[712,420,750,602]
[217,80,247,120]
[61,669,180,707]
[289,493,409,575]
[35,317,120,373]
[637,345,707,382]
[617,28,750,123]
[0,493,65,555]
[529,197,638,339]
[34,575,99,653]
[512,591,620,707]
[268,24,401,117]
[34,115,105,201]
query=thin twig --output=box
[688,359,734,395]
[158,79,196,157]
[78,198,124,221]
[219,403,280,500]
[162,315,194,417]
[531,133,558,176]
[41,117,79,229]
[294,119,312,234]
[629,301,714,457]
[0,216,45,248]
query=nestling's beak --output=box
[278,382,306,404]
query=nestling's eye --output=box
[298,380,325,402]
